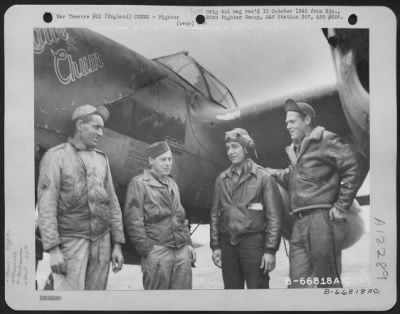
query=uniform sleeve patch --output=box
[40,175,50,190]
[128,198,139,210]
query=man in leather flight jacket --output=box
[124,141,196,289]
[38,105,125,290]
[267,99,364,288]
[210,128,283,289]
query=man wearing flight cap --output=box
[210,128,283,289]
[267,99,363,288]
[37,104,125,290]
[124,141,196,289]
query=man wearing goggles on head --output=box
[210,128,283,289]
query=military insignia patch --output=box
[40,175,50,190]
[129,198,139,210]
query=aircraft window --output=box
[178,64,208,95]
[202,71,236,109]
[156,54,208,97]
[156,52,237,109]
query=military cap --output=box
[146,141,171,159]
[72,104,110,122]
[284,99,316,120]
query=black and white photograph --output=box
[4,5,397,311]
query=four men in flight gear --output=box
[37,99,363,290]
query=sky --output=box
[95,27,337,107]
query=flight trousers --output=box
[141,244,192,290]
[289,209,348,288]
[220,233,270,289]
[53,232,111,290]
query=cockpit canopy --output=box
[154,52,238,109]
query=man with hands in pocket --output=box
[210,128,283,289]
[124,141,196,290]
[266,99,364,288]
[37,104,125,290]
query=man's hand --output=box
[111,243,124,273]
[260,253,275,274]
[49,246,66,275]
[212,248,222,268]
[329,206,346,221]
[188,245,197,267]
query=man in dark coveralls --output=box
[267,99,363,288]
